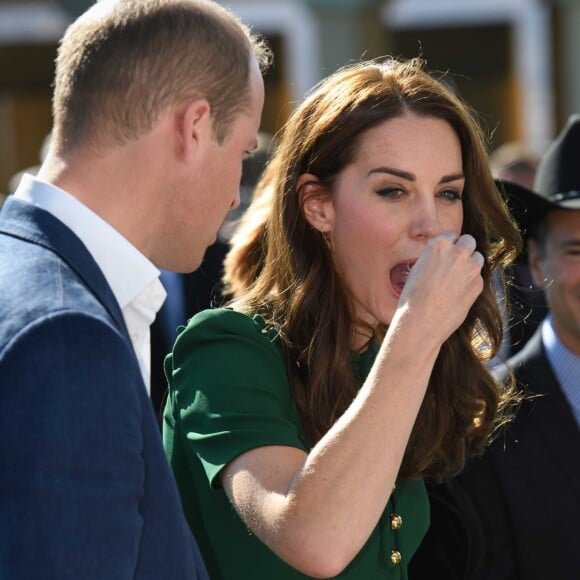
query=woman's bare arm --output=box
[221,233,484,578]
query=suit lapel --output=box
[516,331,580,497]
[0,197,130,341]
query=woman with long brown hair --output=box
[163,57,521,579]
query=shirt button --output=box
[390,550,402,566]
[390,513,403,530]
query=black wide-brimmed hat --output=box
[496,113,580,241]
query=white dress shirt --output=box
[14,173,166,393]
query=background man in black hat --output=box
[410,114,580,580]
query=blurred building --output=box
[1,0,579,194]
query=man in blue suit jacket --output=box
[0,0,270,577]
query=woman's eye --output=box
[376,187,405,199]
[438,189,463,202]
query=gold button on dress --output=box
[390,513,403,530]
[390,550,402,566]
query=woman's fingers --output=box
[471,250,485,268]
[398,231,485,342]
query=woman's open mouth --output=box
[389,261,416,296]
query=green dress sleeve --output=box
[166,308,307,487]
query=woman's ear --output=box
[298,173,334,233]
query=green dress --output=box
[163,308,429,579]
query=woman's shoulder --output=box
[188,306,258,327]
[184,307,274,337]
[168,307,290,401]
[173,307,280,355]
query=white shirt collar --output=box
[14,173,163,309]
[14,173,166,392]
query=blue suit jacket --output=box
[0,197,209,579]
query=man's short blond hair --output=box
[52,0,271,153]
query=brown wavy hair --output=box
[229,58,521,479]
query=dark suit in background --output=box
[0,198,208,579]
[460,328,580,579]
[406,476,486,580]
[410,326,580,580]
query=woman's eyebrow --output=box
[367,166,415,180]
[367,167,465,185]
[440,173,465,184]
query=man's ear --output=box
[527,239,546,288]
[177,98,213,160]
[298,173,334,233]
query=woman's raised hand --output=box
[397,232,484,344]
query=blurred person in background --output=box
[489,142,548,361]
[489,141,539,190]
[7,132,53,196]
[162,57,521,580]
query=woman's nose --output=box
[409,198,440,239]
